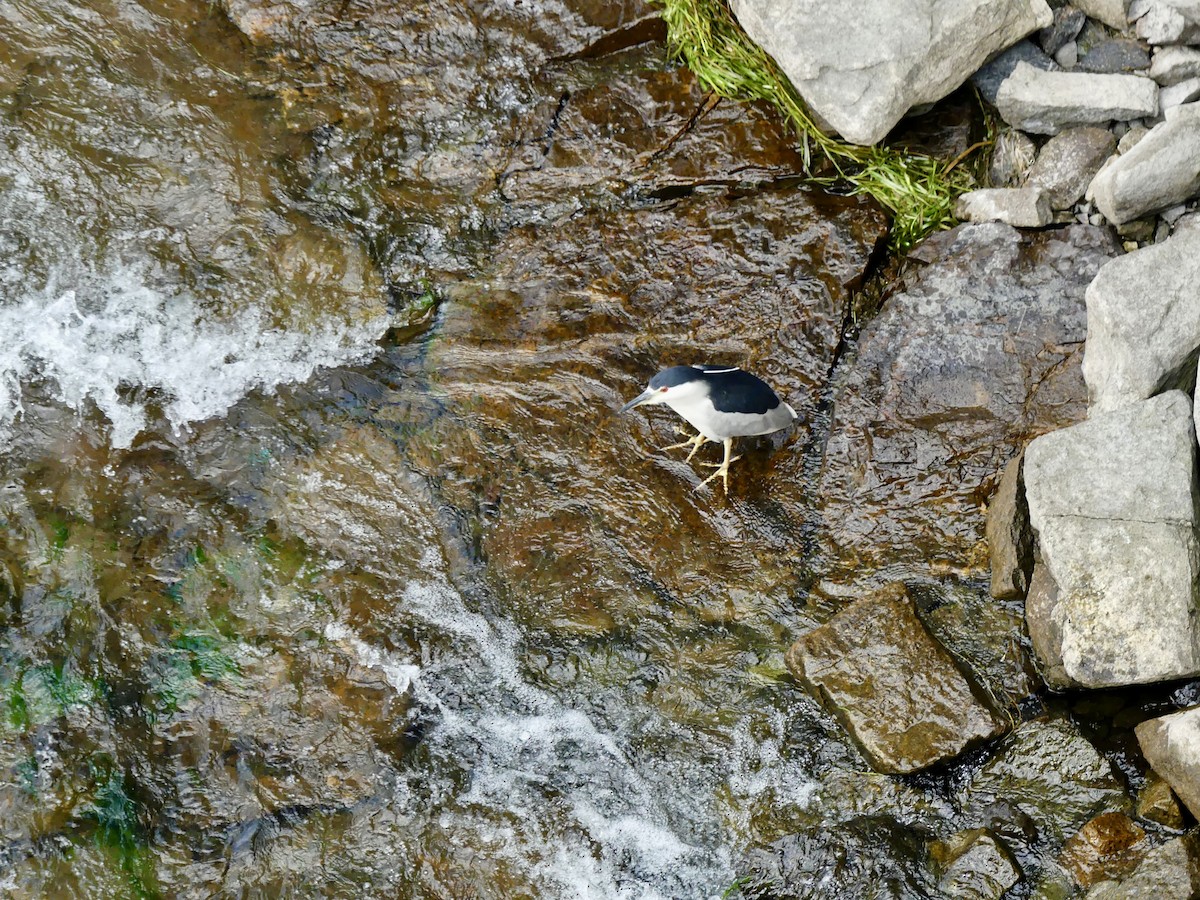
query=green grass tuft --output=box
[655,0,979,252]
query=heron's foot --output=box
[661,432,708,461]
[695,437,740,494]
[696,461,733,494]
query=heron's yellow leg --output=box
[697,438,742,494]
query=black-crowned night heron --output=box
[619,364,797,493]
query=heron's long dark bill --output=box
[619,389,655,414]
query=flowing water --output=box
[0,1,1083,898]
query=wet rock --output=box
[1075,0,1132,29]
[1085,832,1200,898]
[785,582,1007,774]
[1042,6,1088,54]
[1150,45,1200,83]
[955,187,1053,226]
[816,223,1119,575]
[960,719,1129,846]
[740,817,937,899]
[1136,770,1187,829]
[931,829,1022,900]
[730,0,1052,145]
[986,452,1034,600]
[973,40,1060,105]
[1083,228,1200,406]
[498,58,808,219]
[1136,707,1200,819]
[990,129,1039,186]
[995,62,1159,134]
[1060,812,1148,887]
[1026,126,1118,209]
[1024,392,1200,688]
[410,185,886,633]
[1025,562,1073,690]
[1078,39,1152,73]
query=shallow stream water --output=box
[0,1,1141,898]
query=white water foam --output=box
[0,280,388,448]
[0,127,390,450]
[325,546,740,899]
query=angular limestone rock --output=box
[1026,126,1118,209]
[987,453,1034,600]
[1136,707,1200,819]
[995,62,1159,134]
[955,187,1053,226]
[730,0,1052,145]
[785,582,1007,774]
[1083,228,1200,407]
[1024,392,1200,688]
[1075,0,1131,29]
[1150,45,1200,84]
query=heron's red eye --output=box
[659,387,669,392]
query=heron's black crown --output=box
[650,365,785,416]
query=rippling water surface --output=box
[0,1,1003,897]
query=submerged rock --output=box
[959,719,1128,847]
[785,582,1007,774]
[730,0,1051,145]
[816,223,1119,576]
[995,62,1159,134]
[1136,707,1200,819]
[740,817,937,899]
[931,829,1022,900]
[1024,391,1200,688]
[1083,227,1200,408]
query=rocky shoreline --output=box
[731,0,1200,896]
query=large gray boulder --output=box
[1082,228,1200,410]
[730,0,1051,145]
[1088,102,1200,224]
[995,62,1159,134]
[1023,391,1200,688]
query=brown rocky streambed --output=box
[1,0,1198,898]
